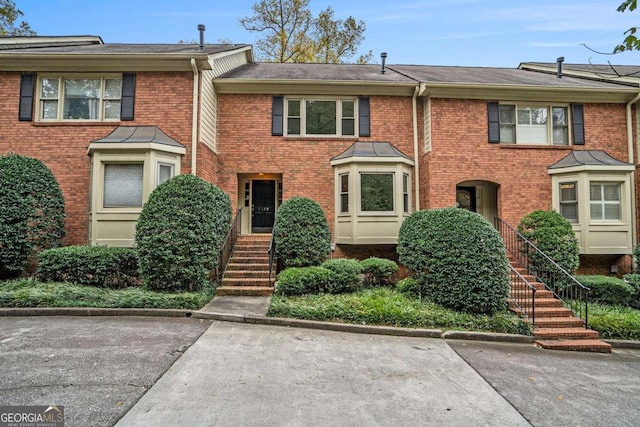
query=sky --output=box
[16,0,640,67]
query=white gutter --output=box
[412,83,426,210]
[190,58,199,176]
[627,92,640,250]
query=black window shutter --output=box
[19,74,35,121]
[358,97,370,137]
[120,73,136,121]
[272,96,284,136]
[572,104,585,145]
[487,102,500,143]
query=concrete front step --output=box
[534,327,600,340]
[216,285,274,296]
[534,339,612,353]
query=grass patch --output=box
[268,287,532,335]
[588,303,640,340]
[0,279,214,310]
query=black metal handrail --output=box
[509,264,536,325]
[268,229,277,287]
[496,217,589,328]
[217,208,242,284]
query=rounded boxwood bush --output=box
[0,153,65,279]
[577,275,634,306]
[397,207,510,315]
[37,245,139,288]
[275,266,332,296]
[135,174,231,292]
[360,257,399,287]
[321,258,363,294]
[517,210,579,277]
[274,197,331,268]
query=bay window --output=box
[103,164,143,208]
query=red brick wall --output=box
[216,94,417,238]
[0,71,194,245]
[424,99,630,226]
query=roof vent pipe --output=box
[198,24,206,50]
[381,52,387,74]
[556,56,565,78]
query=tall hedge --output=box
[397,207,510,315]
[0,153,65,278]
[517,210,579,276]
[135,174,231,291]
[274,197,331,268]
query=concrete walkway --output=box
[116,321,529,426]
[200,295,271,317]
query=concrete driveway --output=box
[449,340,640,427]
[0,316,212,427]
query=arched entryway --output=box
[456,180,499,223]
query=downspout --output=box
[412,83,426,210]
[627,92,640,250]
[190,58,199,175]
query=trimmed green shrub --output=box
[37,246,139,288]
[274,197,331,268]
[577,275,634,306]
[517,210,579,277]
[0,153,65,278]
[623,273,640,309]
[135,174,231,292]
[396,277,424,298]
[321,258,363,294]
[275,266,332,296]
[360,257,399,287]
[397,207,510,315]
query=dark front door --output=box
[456,186,477,212]
[252,180,276,233]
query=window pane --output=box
[590,203,603,220]
[41,78,59,98]
[530,108,547,125]
[517,108,530,125]
[42,100,58,119]
[340,194,349,213]
[104,164,143,207]
[560,182,577,202]
[603,184,620,201]
[340,174,349,192]
[403,174,409,213]
[287,118,300,135]
[158,164,174,185]
[64,79,100,119]
[342,100,354,118]
[605,204,620,220]
[342,118,355,136]
[340,174,349,213]
[552,107,567,126]
[361,173,394,212]
[104,79,122,98]
[561,204,578,221]
[104,100,121,120]
[553,127,568,145]
[306,100,336,135]
[499,125,515,143]
[288,100,300,116]
[590,184,602,201]
[499,105,514,124]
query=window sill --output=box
[499,144,573,150]
[34,121,122,127]
[283,136,359,141]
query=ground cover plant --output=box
[0,279,213,310]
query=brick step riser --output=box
[216,287,273,297]
[520,309,573,318]
[222,280,272,287]
[230,257,271,264]
[534,331,600,340]
[234,245,271,251]
[509,299,564,308]
[534,320,585,328]
[232,252,270,258]
[226,264,270,272]
[224,271,271,279]
[510,292,555,300]
[534,340,611,353]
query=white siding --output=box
[424,97,432,152]
[201,69,217,151]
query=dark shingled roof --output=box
[548,150,632,169]
[389,65,634,89]
[332,142,412,161]
[91,126,184,148]
[218,63,417,83]
[523,62,640,79]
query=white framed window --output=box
[559,182,578,223]
[590,182,621,221]
[103,163,143,208]
[360,172,394,212]
[39,75,122,121]
[339,173,349,214]
[285,97,357,137]
[157,163,175,186]
[499,104,569,145]
[402,173,410,213]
